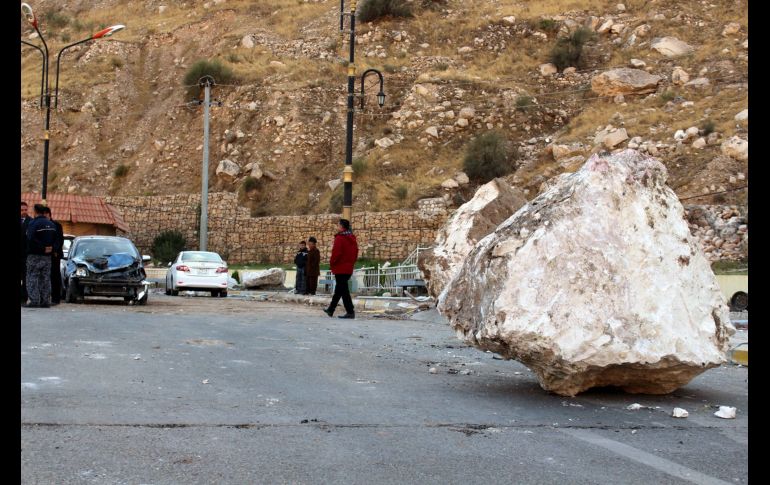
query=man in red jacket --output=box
[324,219,358,319]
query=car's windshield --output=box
[72,239,139,260]
[181,251,223,263]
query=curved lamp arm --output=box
[54,25,125,108]
[359,68,385,110]
[20,39,46,108]
[21,3,49,103]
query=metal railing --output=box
[401,245,432,267]
[320,263,424,296]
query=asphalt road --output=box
[21,294,748,484]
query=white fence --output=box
[320,263,425,296]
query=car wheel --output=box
[731,291,748,312]
[219,291,228,298]
[170,279,179,296]
[165,286,171,296]
[65,281,80,303]
[211,290,220,297]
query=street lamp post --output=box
[339,1,386,222]
[20,3,124,204]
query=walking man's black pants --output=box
[329,273,354,315]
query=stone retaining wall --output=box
[106,193,445,264]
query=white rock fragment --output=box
[714,406,736,419]
[375,137,395,149]
[627,403,644,410]
[242,268,286,288]
[539,63,558,76]
[721,136,748,161]
[672,408,689,418]
[734,109,748,122]
[429,367,438,374]
[591,68,662,96]
[441,178,459,189]
[651,37,695,57]
[437,150,735,396]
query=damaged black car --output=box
[63,236,152,305]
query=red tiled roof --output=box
[22,193,130,232]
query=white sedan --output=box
[165,251,229,297]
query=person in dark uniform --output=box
[42,206,64,305]
[21,201,32,305]
[25,204,57,308]
[323,219,358,319]
[305,236,320,296]
[293,240,308,295]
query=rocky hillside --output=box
[20,0,748,216]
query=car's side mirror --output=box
[142,255,151,263]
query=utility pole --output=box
[341,0,357,221]
[198,75,216,251]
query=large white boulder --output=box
[242,268,286,289]
[438,150,734,396]
[421,178,526,298]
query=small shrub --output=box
[700,119,716,136]
[383,64,398,73]
[660,90,676,103]
[394,184,408,200]
[43,11,70,29]
[358,0,413,23]
[113,164,129,177]
[352,158,368,176]
[60,33,71,43]
[434,62,449,71]
[231,270,240,283]
[463,131,518,183]
[226,53,240,63]
[242,176,259,192]
[182,59,236,98]
[538,18,560,32]
[550,27,594,70]
[151,230,186,265]
[516,95,534,111]
[110,56,124,69]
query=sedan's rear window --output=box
[181,252,223,263]
[72,239,139,260]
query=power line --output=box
[679,185,747,202]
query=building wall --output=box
[61,222,116,237]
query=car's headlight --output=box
[75,267,88,277]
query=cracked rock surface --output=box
[438,150,734,396]
[421,178,526,298]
